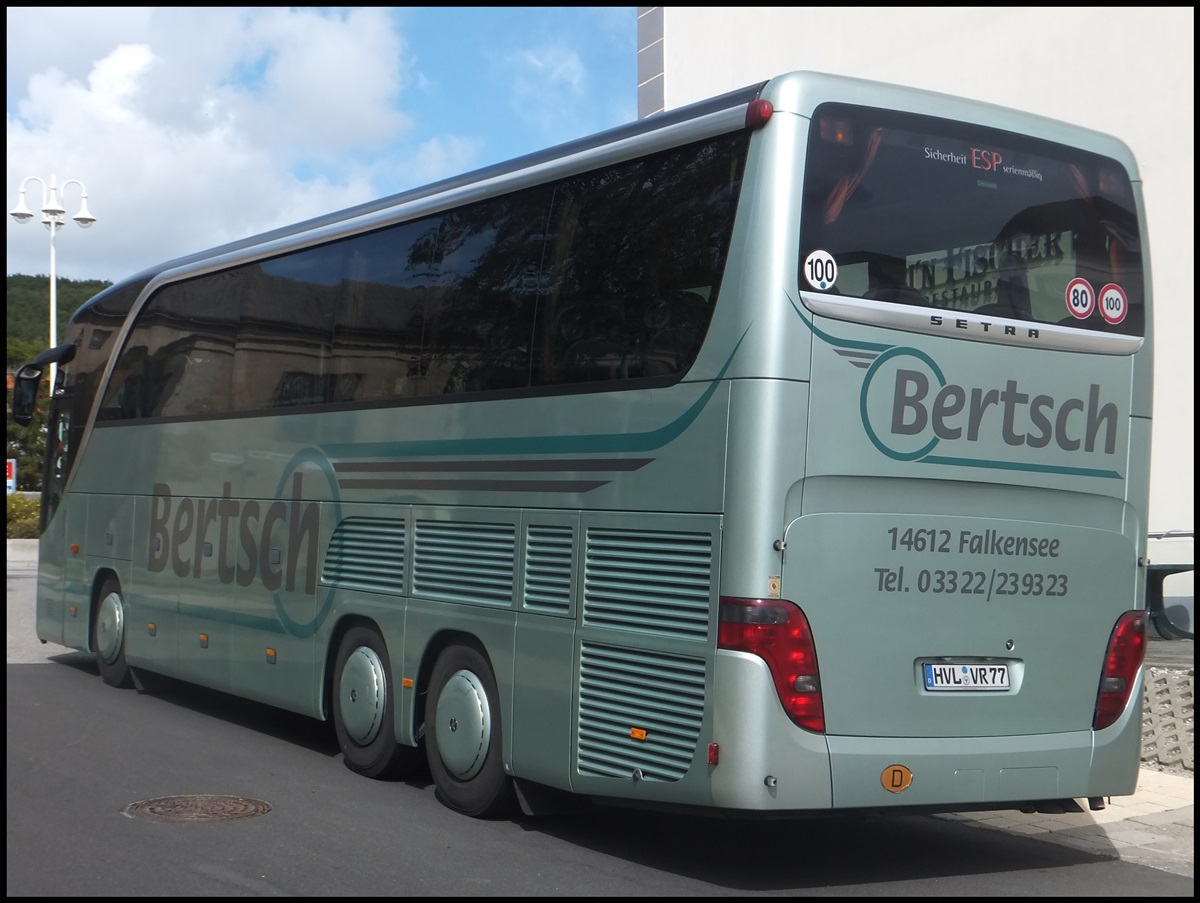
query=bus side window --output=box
[555,302,632,382]
[643,290,708,376]
[99,346,148,421]
[336,222,433,403]
[120,374,146,419]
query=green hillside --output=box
[7,274,112,493]
[7,274,112,370]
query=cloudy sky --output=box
[6,7,635,283]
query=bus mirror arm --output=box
[30,342,77,368]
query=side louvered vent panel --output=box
[524,525,574,614]
[577,643,705,782]
[583,528,713,639]
[321,517,406,595]
[413,520,516,606]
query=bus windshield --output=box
[799,102,1144,336]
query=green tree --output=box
[6,274,111,492]
[6,274,111,363]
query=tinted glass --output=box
[98,130,749,422]
[335,219,441,401]
[799,103,1144,335]
[67,279,144,438]
[240,246,340,410]
[98,277,237,420]
[535,137,744,384]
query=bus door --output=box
[35,391,77,647]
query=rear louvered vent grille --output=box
[321,517,406,595]
[524,525,574,614]
[577,643,705,782]
[413,520,516,606]
[583,528,713,639]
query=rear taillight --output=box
[1093,610,1147,730]
[718,597,824,733]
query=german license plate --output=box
[923,662,1010,691]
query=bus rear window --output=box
[798,103,1144,337]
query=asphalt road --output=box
[7,558,1193,896]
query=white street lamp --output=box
[10,173,97,389]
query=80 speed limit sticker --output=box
[1064,277,1095,319]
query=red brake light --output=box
[745,99,773,130]
[718,597,824,732]
[1093,610,1147,730]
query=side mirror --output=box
[10,343,77,426]
[11,364,42,427]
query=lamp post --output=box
[10,174,97,389]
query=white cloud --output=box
[5,7,155,111]
[8,8,440,282]
[219,7,412,161]
[406,135,483,187]
[87,44,160,123]
[505,46,588,134]
[7,7,636,284]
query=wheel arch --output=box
[321,613,384,722]
[87,566,122,655]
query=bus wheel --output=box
[93,577,134,689]
[332,627,420,779]
[425,644,516,818]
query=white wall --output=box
[638,6,1194,622]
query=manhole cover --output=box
[122,794,272,823]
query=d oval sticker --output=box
[881,764,914,793]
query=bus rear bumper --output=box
[711,651,1142,814]
[825,729,1139,811]
[824,672,1143,811]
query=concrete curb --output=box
[7,539,39,565]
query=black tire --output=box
[332,627,422,779]
[93,577,134,689]
[425,644,516,818]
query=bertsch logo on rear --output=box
[859,346,1121,478]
